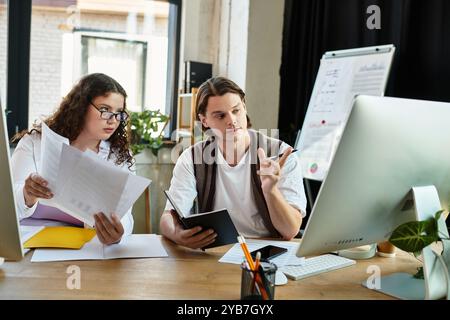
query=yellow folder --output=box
[24,226,96,249]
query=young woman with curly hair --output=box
[11,73,134,245]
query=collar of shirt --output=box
[216,147,249,169]
[97,140,111,160]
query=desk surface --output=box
[0,237,420,299]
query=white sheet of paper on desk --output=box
[40,122,69,192]
[31,237,101,262]
[30,234,168,262]
[103,234,168,259]
[218,239,305,267]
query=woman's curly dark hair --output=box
[13,73,134,168]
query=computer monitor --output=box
[298,95,450,257]
[0,101,24,261]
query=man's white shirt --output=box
[165,141,307,238]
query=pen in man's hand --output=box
[269,149,298,160]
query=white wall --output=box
[221,0,249,90]
[180,0,284,130]
[29,9,67,125]
[244,0,284,131]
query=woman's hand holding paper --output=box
[94,212,124,245]
[23,173,54,207]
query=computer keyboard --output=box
[279,254,356,280]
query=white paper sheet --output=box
[103,234,169,259]
[56,142,83,193]
[219,239,305,267]
[20,225,45,243]
[115,174,152,218]
[30,234,168,262]
[40,122,70,192]
[40,144,90,222]
[58,145,129,226]
[297,47,395,180]
[38,125,151,227]
[20,225,45,255]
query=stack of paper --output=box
[20,225,45,243]
[39,123,151,226]
[20,225,45,255]
[31,234,169,262]
[24,226,96,249]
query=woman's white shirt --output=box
[11,132,134,236]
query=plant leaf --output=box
[129,109,169,157]
[389,218,439,252]
[435,209,444,222]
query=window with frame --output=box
[24,0,179,132]
[79,34,149,113]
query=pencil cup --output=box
[240,261,277,300]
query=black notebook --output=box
[164,190,239,249]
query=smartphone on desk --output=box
[250,245,288,261]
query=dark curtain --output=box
[279,0,450,224]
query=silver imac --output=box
[298,95,450,256]
[0,100,24,261]
[297,95,450,299]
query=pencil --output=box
[250,251,261,293]
[254,251,261,272]
[237,236,269,300]
[245,260,262,296]
[237,235,255,270]
[268,149,298,160]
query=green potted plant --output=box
[129,110,170,157]
[389,210,450,279]
[128,109,173,234]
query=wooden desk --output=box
[0,237,420,299]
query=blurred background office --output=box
[1,0,449,233]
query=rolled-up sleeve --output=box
[163,146,198,215]
[278,144,308,217]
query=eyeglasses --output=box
[90,102,129,122]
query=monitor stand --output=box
[363,186,450,300]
